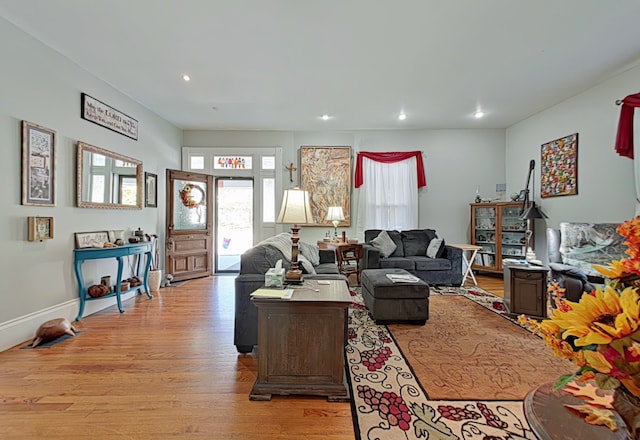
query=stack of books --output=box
[386,273,421,283]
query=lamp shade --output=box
[325,206,345,222]
[276,188,314,224]
[520,202,548,219]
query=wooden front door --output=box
[166,169,214,282]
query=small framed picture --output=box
[21,121,57,206]
[75,231,110,249]
[145,172,157,208]
[27,216,54,241]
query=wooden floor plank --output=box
[0,273,503,439]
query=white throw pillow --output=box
[370,231,397,258]
[426,238,444,258]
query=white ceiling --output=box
[2,0,640,131]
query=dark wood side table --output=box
[503,263,549,318]
[249,279,351,402]
[525,382,628,440]
[318,241,364,284]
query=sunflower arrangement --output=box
[520,216,640,435]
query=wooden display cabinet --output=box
[470,202,533,274]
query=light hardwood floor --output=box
[0,273,503,439]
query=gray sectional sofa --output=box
[361,229,463,286]
[234,235,346,353]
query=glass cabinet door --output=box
[500,206,527,260]
[473,206,496,267]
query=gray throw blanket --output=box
[257,233,318,274]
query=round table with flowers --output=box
[524,382,629,440]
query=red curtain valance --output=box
[615,93,640,159]
[354,151,426,188]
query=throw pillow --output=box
[370,230,397,258]
[426,238,444,258]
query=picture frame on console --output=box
[75,231,110,249]
[21,120,56,206]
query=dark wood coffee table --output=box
[524,382,629,440]
[249,279,351,402]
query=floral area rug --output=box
[346,289,538,440]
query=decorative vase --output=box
[148,269,162,293]
[613,387,640,439]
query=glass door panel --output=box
[216,178,253,272]
[173,179,207,230]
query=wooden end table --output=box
[525,382,628,440]
[503,263,549,318]
[318,241,363,284]
[249,279,351,402]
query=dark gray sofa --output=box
[234,240,346,353]
[361,229,463,286]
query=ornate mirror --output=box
[76,141,143,209]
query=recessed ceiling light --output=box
[320,114,331,121]
[474,110,484,119]
[182,74,191,82]
[398,112,407,121]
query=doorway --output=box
[165,169,213,282]
[215,177,254,272]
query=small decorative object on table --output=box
[88,284,109,298]
[519,216,640,438]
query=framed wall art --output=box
[27,216,54,241]
[299,146,352,226]
[540,133,578,198]
[145,172,158,207]
[21,120,56,206]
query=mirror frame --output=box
[76,141,143,209]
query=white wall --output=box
[0,18,182,351]
[184,129,506,245]
[506,63,640,259]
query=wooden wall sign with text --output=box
[81,93,138,140]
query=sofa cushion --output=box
[426,238,445,258]
[314,263,340,274]
[370,230,397,258]
[414,256,452,271]
[380,257,415,271]
[402,230,429,256]
[548,262,589,282]
[299,241,320,266]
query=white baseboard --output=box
[0,292,136,352]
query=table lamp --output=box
[276,187,314,283]
[325,206,345,240]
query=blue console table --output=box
[74,243,153,321]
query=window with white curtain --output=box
[357,157,418,230]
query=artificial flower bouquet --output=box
[520,216,640,436]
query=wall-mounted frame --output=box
[300,146,352,226]
[540,133,578,198]
[27,216,54,241]
[77,141,143,210]
[81,93,138,140]
[21,121,56,206]
[75,231,110,249]
[145,172,157,207]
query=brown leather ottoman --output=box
[361,268,429,325]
